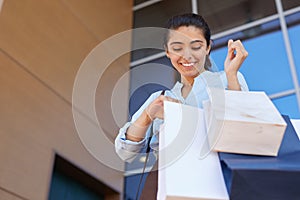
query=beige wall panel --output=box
[0,0,98,101]
[0,51,123,199]
[0,131,53,200]
[96,53,131,141]
[0,189,23,200]
[0,0,132,199]
[63,0,133,40]
[0,0,132,136]
[0,0,132,103]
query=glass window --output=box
[287,16,300,85]
[49,170,103,200]
[129,56,175,116]
[134,0,152,6]
[132,0,192,61]
[212,19,281,49]
[49,156,108,200]
[272,94,300,118]
[197,0,277,34]
[282,0,300,10]
[129,83,168,116]
[133,0,192,28]
[286,10,300,28]
[286,12,300,85]
[211,26,294,95]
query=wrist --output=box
[226,72,241,90]
[225,68,238,76]
[125,132,145,142]
[135,110,152,127]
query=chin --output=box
[182,71,200,78]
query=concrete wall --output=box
[0,0,132,199]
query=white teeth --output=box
[182,63,194,67]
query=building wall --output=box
[0,0,132,199]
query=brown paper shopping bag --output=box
[204,89,287,156]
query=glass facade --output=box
[133,0,192,28]
[212,18,282,48]
[48,156,106,200]
[282,0,300,10]
[132,0,192,61]
[287,13,300,84]
[126,1,300,199]
[131,0,300,119]
[211,28,294,95]
[197,0,277,34]
[134,0,151,5]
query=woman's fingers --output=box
[146,95,181,121]
[225,39,248,72]
[227,39,235,59]
[228,40,248,60]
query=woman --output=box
[115,13,249,162]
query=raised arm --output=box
[224,39,248,90]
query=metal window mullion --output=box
[130,5,300,68]
[212,14,279,40]
[133,0,162,11]
[269,89,296,99]
[275,0,300,111]
[211,5,300,40]
[130,51,165,68]
[191,0,198,14]
[130,14,280,67]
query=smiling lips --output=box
[181,62,196,67]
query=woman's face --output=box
[166,26,211,79]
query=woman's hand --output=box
[224,39,248,75]
[126,94,180,142]
[224,39,248,90]
[145,95,181,122]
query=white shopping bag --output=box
[157,101,229,200]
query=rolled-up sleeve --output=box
[219,71,249,91]
[115,122,148,162]
[114,91,162,162]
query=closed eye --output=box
[191,40,205,50]
[172,48,182,52]
[191,46,202,50]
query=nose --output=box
[182,48,192,60]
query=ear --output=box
[206,40,212,55]
[165,47,170,58]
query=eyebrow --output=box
[190,40,204,44]
[169,40,204,45]
[170,41,183,45]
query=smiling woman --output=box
[115,13,249,160]
[114,12,249,200]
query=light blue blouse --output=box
[115,71,249,162]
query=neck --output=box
[180,68,207,86]
[181,76,194,87]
